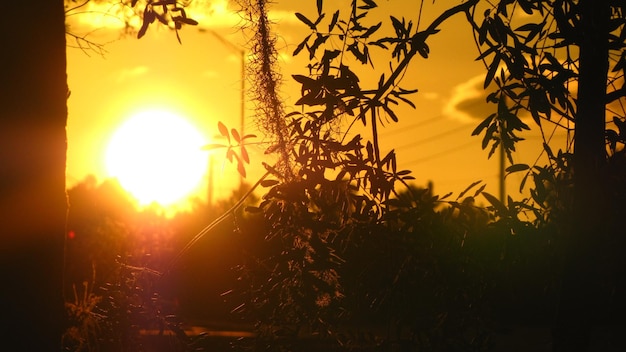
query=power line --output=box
[402,139,477,165]
[382,113,444,137]
[393,123,473,151]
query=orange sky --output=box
[65,0,566,207]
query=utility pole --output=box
[207,29,245,185]
[203,29,246,206]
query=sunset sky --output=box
[65,0,567,210]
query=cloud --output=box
[444,73,560,124]
[201,70,218,78]
[443,74,493,122]
[115,66,149,83]
[445,54,625,127]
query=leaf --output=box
[543,142,554,160]
[484,54,501,88]
[292,74,315,85]
[487,139,499,158]
[472,113,495,136]
[177,17,198,25]
[517,0,535,15]
[314,13,326,27]
[322,49,341,62]
[515,22,538,32]
[237,159,247,178]
[360,22,382,38]
[348,42,367,64]
[293,35,310,56]
[329,10,340,32]
[317,0,323,15]
[475,45,498,61]
[440,192,453,200]
[260,179,280,187]
[359,0,377,9]
[612,51,625,72]
[519,172,529,193]
[417,43,429,58]
[295,12,316,29]
[396,94,416,108]
[482,191,508,214]
[458,180,481,200]
[217,121,230,143]
[366,141,373,162]
[175,28,182,44]
[241,145,250,163]
[155,12,168,25]
[309,34,329,59]
[137,9,154,39]
[390,16,404,37]
[231,128,241,142]
[137,22,149,39]
[382,104,398,122]
[473,183,487,198]
[505,163,529,174]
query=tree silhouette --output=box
[212,0,625,349]
[465,1,625,350]
[0,1,196,348]
[0,1,68,350]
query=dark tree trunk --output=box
[0,1,68,350]
[553,0,610,351]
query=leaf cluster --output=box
[135,0,198,43]
[226,0,560,349]
[202,121,256,178]
[467,0,626,164]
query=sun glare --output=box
[105,110,207,208]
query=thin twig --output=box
[163,170,271,277]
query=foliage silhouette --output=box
[63,178,175,351]
[63,177,265,351]
[203,0,560,350]
[464,1,626,350]
[0,1,67,350]
[62,0,626,351]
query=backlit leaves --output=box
[227,1,567,349]
[203,122,256,178]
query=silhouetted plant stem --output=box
[164,170,270,276]
[358,0,478,165]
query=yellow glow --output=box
[105,110,207,208]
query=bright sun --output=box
[106,110,207,208]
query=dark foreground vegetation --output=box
[61,174,625,351]
[0,0,622,351]
[62,0,626,351]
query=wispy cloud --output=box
[443,74,492,123]
[115,66,149,83]
[201,70,218,78]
